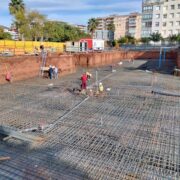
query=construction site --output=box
[0,48,180,179]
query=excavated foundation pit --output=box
[0,59,179,179]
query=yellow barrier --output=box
[0,40,65,55]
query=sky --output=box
[0,0,142,27]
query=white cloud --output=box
[0,0,141,26]
[25,0,140,12]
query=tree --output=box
[88,18,99,38]
[9,0,26,40]
[118,36,136,45]
[9,0,25,15]
[118,37,128,44]
[43,21,90,42]
[168,34,178,45]
[0,28,12,40]
[150,32,162,43]
[141,37,150,44]
[8,0,91,42]
[126,35,136,44]
[27,11,46,41]
[177,34,180,44]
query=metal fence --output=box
[120,44,179,51]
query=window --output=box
[178,4,180,9]
[176,29,180,34]
[156,14,160,19]
[177,13,180,18]
[171,5,175,10]
[155,22,160,27]
[155,6,160,10]
[163,30,166,35]
[163,6,168,10]
[169,21,173,26]
[176,21,180,26]
[143,14,152,20]
[168,30,173,35]
[143,6,153,11]
[163,14,167,18]
[163,22,167,27]
[145,22,152,27]
[170,13,174,18]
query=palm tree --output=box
[88,18,99,38]
[9,0,25,15]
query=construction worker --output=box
[81,73,87,90]
[49,65,53,79]
[5,71,12,83]
[54,66,59,79]
[99,82,104,92]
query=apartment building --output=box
[152,0,180,37]
[94,13,142,40]
[142,0,180,37]
[93,30,114,41]
[128,13,142,39]
[75,25,88,33]
[113,15,129,40]
[96,16,114,30]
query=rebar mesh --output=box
[0,59,179,179]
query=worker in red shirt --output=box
[5,71,12,83]
[81,73,87,90]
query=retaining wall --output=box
[74,50,177,68]
[0,54,75,84]
[0,50,178,84]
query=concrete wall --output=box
[0,54,75,84]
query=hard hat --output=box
[99,82,102,85]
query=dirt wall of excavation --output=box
[0,50,178,84]
[74,50,177,68]
[0,54,75,84]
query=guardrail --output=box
[120,45,179,51]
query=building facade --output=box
[113,15,129,40]
[93,30,114,41]
[142,0,180,38]
[94,13,142,40]
[127,13,142,39]
[0,25,19,40]
[75,25,88,33]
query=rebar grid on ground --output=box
[0,60,179,179]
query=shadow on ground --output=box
[125,59,176,75]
